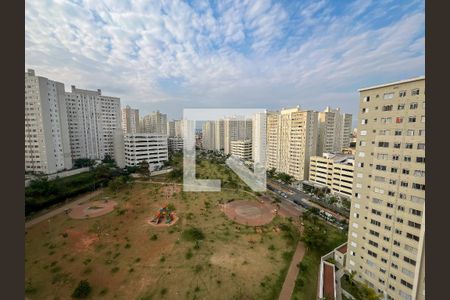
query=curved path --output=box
[25,190,103,229]
[278,241,306,300]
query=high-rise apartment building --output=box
[308,153,354,198]
[252,112,267,165]
[266,107,318,181]
[223,117,252,155]
[25,69,72,174]
[214,120,224,151]
[167,120,184,138]
[65,85,121,160]
[168,137,183,152]
[231,139,252,161]
[346,77,425,300]
[317,107,353,155]
[121,105,140,134]
[167,120,176,137]
[143,111,167,134]
[202,121,216,151]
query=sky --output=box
[25,0,425,126]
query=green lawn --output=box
[291,217,347,300]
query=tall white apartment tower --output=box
[202,121,216,151]
[143,111,167,135]
[346,77,425,300]
[167,120,176,137]
[223,117,252,155]
[65,85,121,160]
[121,105,140,134]
[266,107,318,181]
[214,119,224,151]
[25,69,72,174]
[317,107,353,155]
[252,111,267,165]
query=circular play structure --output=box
[222,200,276,226]
[148,204,179,227]
[68,200,118,219]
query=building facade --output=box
[65,85,121,160]
[230,139,252,161]
[223,117,252,155]
[317,107,353,155]
[214,119,224,151]
[345,77,425,300]
[142,111,167,134]
[121,105,140,134]
[308,153,354,198]
[252,112,267,165]
[121,133,168,167]
[168,137,183,152]
[25,69,72,174]
[202,121,216,151]
[266,107,318,181]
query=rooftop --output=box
[323,263,335,300]
[358,76,425,92]
[336,243,347,254]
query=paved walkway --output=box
[278,241,306,300]
[25,190,103,229]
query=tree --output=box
[73,158,95,168]
[102,154,114,164]
[108,176,128,193]
[267,168,276,178]
[301,222,327,250]
[137,160,149,177]
[277,172,294,184]
[71,280,92,298]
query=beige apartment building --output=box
[230,139,252,161]
[317,107,353,155]
[142,111,167,135]
[308,153,354,198]
[25,69,72,174]
[121,105,140,134]
[167,120,184,138]
[266,107,318,181]
[252,112,267,165]
[214,119,224,151]
[202,121,216,151]
[223,117,252,155]
[346,77,425,300]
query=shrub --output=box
[150,234,158,241]
[71,280,92,298]
[182,227,205,242]
[185,249,193,259]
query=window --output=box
[417,143,425,150]
[404,256,416,266]
[408,221,421,229]
[408,116,416,123]
[363,96,370,102]
[402,169,410,175]
[409,208,422,216]
[381,117,392,124]
[394,143,401,149]
[396,117,403,123]
[360,130,367,136]
[416,157,425,163]
[399,90,407,97]
[410,102,418,109]
[411,89,420,96]
[384,92,394,99]
[406,130,415,136]
[382,105,393,111]
[400,181,409,187]
[421,115,425,123]
[405,143,413,149]
[378,142,389,148]
[404,156,411,162]
[418,129,425,136]
[391,167,398,173]
[362,119,368,125]
[395,130,402,136]
[401,279,413,289]
[362,107,369,113]
[398,103,405,110]
[412,183,425,190]
[414,170,425,177]
[393,154,400,160]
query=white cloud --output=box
[25,0,424,121]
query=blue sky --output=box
[25,0,424,126]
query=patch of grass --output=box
[182,227,205,242]
[99,288,108,296]
[185,249,193,260]
[71,280,92,298]
[111,266,120,273]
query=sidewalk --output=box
[278,241,306,300]
[25,190,103,229]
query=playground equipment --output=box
[151,204,176,224]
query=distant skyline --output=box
[26,0,424,125]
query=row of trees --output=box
[267,168,295,185]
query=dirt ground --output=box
[221,199,276,226]
[25,181,298,300]
[68,200,118,219]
